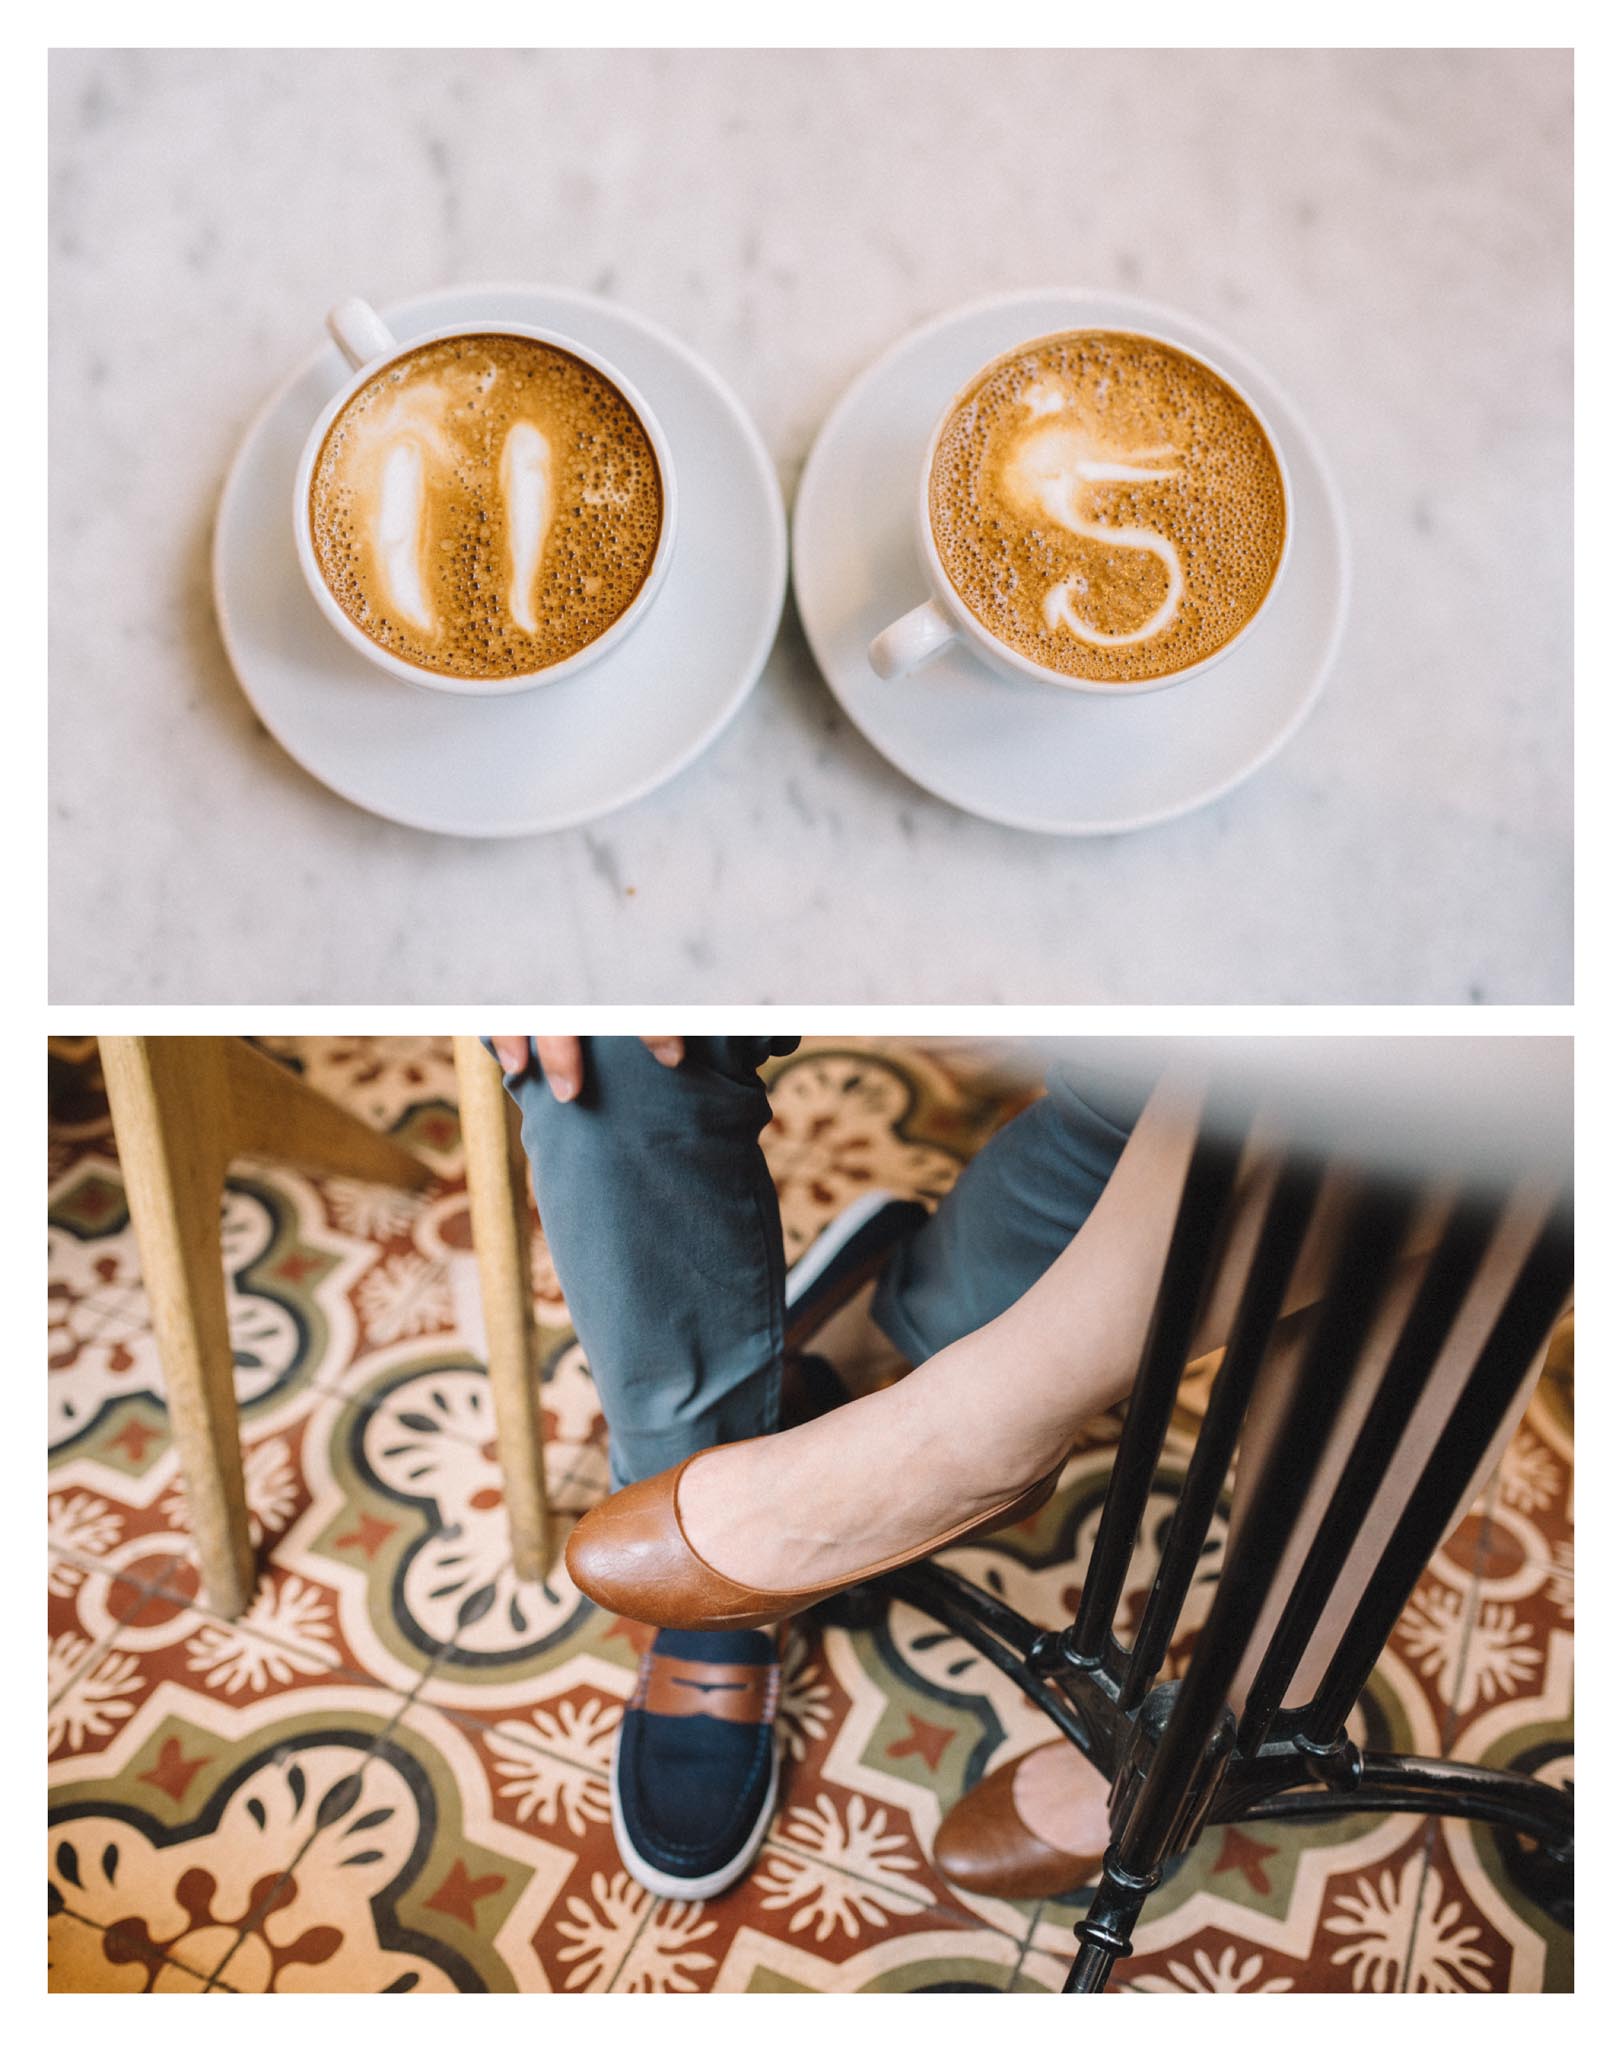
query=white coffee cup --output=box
[292,297,679,698]
[868,327,1292,694]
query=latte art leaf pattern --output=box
[930,331,1287,683]
[309,334,663,681]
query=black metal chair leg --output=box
[1236,1753,1574,1852]
[1064,1855,1163,1992]
[814,1582,891,1632]
[1500,1829,1575,1931]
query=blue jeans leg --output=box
[500,1037,795,1487]
[872,1062,1147,1363]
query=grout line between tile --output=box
[1398,1465,1500,1992]
[1007,1901,1043,1989]
[552,1443,604,1500]
[49,1901,218,1988]
[747,1831,986,1927]
[48,1549,190,1713]
[48,1542,187,1598]
[49,1626,120,1711]
[309,1365,500,1449]
[310,1348,598,1467]
[200,1605,458,1991]
[101,1545,395,1695]
[603,1895,659,1992]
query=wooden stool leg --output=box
[222,1040,430,1189]
[454,1039,552,1579]
[99,1038,256,1618]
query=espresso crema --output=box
[928,331,1287,684]
[308,333,663,680]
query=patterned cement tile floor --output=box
[47,1038,1575,1992]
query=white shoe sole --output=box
[609,1721,780,1903]
[785,1187,902,1312]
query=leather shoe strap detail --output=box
[632,1653,780,1725]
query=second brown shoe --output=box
[933,1745,1109,1900]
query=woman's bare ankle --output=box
[809,1282,911,1395]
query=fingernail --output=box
[653,1043,682,1068]
[495,1048,522,1073]
[549,1074,579,1102]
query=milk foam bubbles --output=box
[928,332,1287,684]
[308,334,663,681]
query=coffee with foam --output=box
[308,334,663,680]
[928,332,1287,684]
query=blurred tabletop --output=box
[48,48,1572,1003]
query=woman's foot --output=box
[565,1314,1088,1628]
[673,1332,1072,1596]
[567,1436,1065,1631]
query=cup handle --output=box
[868,598,959,680]
[326,296,398,372]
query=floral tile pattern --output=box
[46,1038,1573,1992]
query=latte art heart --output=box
[929,332,1287,684]
[308,334,663,680]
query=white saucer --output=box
[792,289,1350,836]
[213,285,786,837]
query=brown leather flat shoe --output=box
[565,1448,1065,1631]
[933,1748,1107,1899]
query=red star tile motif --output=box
[335,1513,399,1559]
[425,1857,506,1929]
[110,1416,162,1463]
[885,1713,956,1772]
[138,1737,212,1803]
[1211,1826,1278,1895]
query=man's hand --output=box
[491,1036,685,1102]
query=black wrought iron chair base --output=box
[878,1559,1574,1991]
[818,1115,1572,1993]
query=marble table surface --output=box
[49,48,1572,1003]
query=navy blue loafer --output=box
[784,1191,928,1350]
[612,1626,781,1900]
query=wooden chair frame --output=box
[100,1037,555,1615]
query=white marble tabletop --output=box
[49,48,1572,1003]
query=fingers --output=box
[490,1037,531,1076]
[494,1036,683,1102]
[532,1037,586,1103]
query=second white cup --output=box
[868,326,1293,696]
